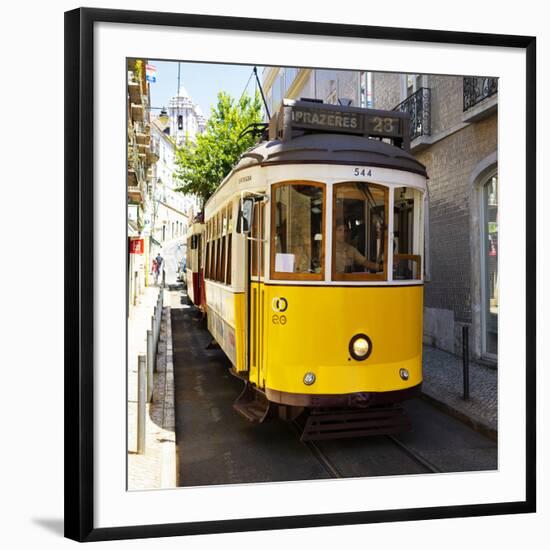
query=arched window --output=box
[482,174,498,357]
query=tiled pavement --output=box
[422,345,497,439]
[127,286,177,491]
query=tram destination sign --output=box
[288,103,405,139]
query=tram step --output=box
[301,406,411,441]
[233,382,272,423]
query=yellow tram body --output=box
[203,99,428,420]
[251,283,422,397]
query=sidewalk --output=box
[421,345,497,440]
[127,285,176,490]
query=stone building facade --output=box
[262,67,498,363]
[127,58,158,312]
[149,119,189,248]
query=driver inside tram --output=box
[334,222,382,273]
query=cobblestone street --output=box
[422,346,497,437]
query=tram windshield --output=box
[271,182,325,280]
[333,182,387,280]
[393,187,423,280]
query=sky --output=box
[148,60,260,119]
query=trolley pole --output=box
[462,325,470,401]
[137,354,147,453]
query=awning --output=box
[128,220,140,236]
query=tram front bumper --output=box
[266,383,422,408]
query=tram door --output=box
[248,202,266,389]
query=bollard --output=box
[155,306,160,344]
[153,306,159,341]
[162,269,166,288]
[147,329,154,402]
[462,325,470,401]
[152,314,158,371]
[137,354,146,454]
[157,291,163,340]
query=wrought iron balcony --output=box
[393,87,431,142]
[463,77,498,111]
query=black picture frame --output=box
[65,7,537,542]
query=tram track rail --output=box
[290,420,343,478]
[385,435,442,474]
[291,418,441,477]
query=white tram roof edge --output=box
[204,132,428,218]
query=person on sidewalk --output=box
[152,258,159,285]
[155,252,164,286]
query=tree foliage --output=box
[174,91,263,207]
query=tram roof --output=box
[233,133,427,177]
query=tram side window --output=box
[212,218,218,281]
[226,203,233,285]
[271,182,324,280]
[197,235,202,276]
[251,202,265,279]
[206,221,213,280]
[333,182,387,280]
[259,202,265,278]
[186,238,191,272]
[205,227,211,279]
[226,234,232,284]
[220,210,227,284]
[393,187,423,280]
[217,212,223,283]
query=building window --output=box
[482,174,498,356]
[271,71,284,113]
[406,74,422,97]
[284,67,298,90]
[326,89,337,105]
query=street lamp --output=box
[159,107,169,125]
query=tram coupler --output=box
[277,405,304,422]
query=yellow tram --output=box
[202,99,427,438]
[185,217,205,308]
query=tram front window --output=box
[271,182,324,279]
[393,187,423,280]
[333,182,387,280]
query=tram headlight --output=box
[349,334,372,361]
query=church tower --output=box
[168,85,206,147]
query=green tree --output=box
[174,91,263,207]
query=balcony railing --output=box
[393,87,431,142]
[463,77,498,111]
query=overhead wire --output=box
[239,67,255,103]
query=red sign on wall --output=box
[130,238,144,254]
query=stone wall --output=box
[416,115,497,355]
[372,72,401,110]
[428,75,464,135]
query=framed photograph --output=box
[65,7,536,542]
